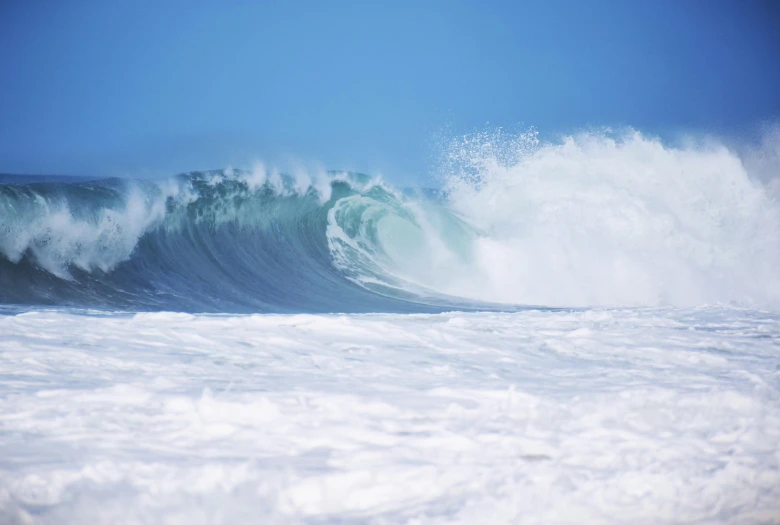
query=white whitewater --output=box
[415,130,780,308]
[0,308,778,524]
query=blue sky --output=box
[1,0,778,182]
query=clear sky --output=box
[1,0,778,182]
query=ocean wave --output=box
[1,130,779,312]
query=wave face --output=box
[2,130,780,313]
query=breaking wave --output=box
[1,130,779,312]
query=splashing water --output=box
[1,129,779,311]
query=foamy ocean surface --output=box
[1,131,780,524]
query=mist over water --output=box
[1,129,779,312]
